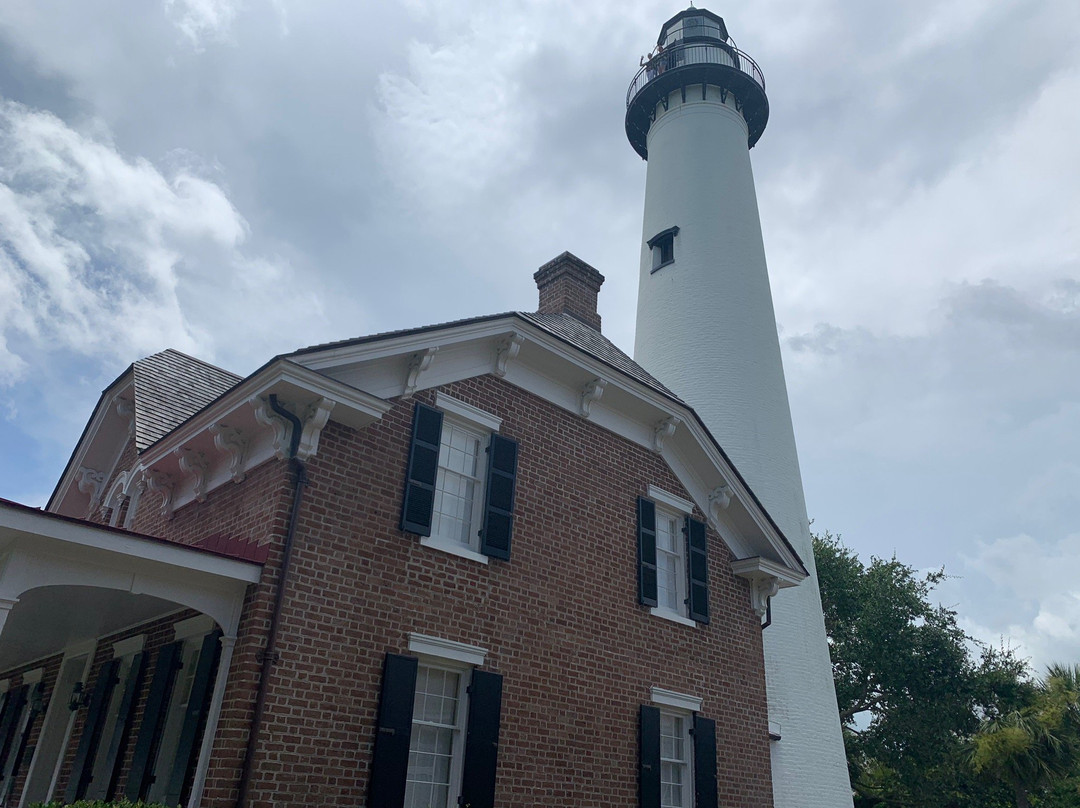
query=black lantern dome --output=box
[625,8,769,158]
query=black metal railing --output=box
[626,41,766,108]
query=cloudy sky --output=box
[1,0,1077,672]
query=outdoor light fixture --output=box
[68,682,90,711]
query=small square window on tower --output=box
[648,226,680,272]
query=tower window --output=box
[648,226,680,272]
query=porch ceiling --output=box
[0,585,180,670]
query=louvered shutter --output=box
[0,685,26,783]
[66,658,120,802]
[639,705,661,808]
[685,516,710,623]
[637,497,658,607]
[479,435,518,560]
[163,630,222,807]
[400,403,444,535]
[368,653,418,808]
[101,651,148,800]
[3,682,43,802]
[460,670,503,808]
[693,715,718,808]
[126,640,183,801]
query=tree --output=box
[814,531,1030,807]
[971,664,1080,808]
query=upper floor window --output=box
[636,487,710,626]
[648,226,679,273]
[400,395,519,564]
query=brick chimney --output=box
[533,251,605,331]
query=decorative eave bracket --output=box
[653,416,681,452]
[115,397,136,439]
[209,424,248,483]
[175,448,210,502]
[731,556,804,618]
[580,378,606,418]
[297,398,336,461]
[251,397,291,461]
[404,347,439,398]
[709,484,733,516]
[494,333,525,378]
[144,470,175,521]
[75,467,106,517]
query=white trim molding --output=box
[408,633,488,667]
[111,635,146,658]
[646,485,694,515]
[173,614,217,641]
[651,687,703,713]
[434,393,502,433]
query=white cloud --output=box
[0,98,320,385]
[163,0,243,46]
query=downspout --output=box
[235,395,307,808]
[761,597,772,630]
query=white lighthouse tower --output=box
[627,9,853,807]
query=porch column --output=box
[186,634,237,808]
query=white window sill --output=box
[650,607,697,628]
[420,536,489,565]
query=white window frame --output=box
[656,705,695,808]
[647,486,696,627]
[404,633,487,808]
[421,394,501,565]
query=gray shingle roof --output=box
[518,312,679,400]
[132,350,241,451]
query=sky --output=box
[0,0,1078,673]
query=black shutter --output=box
[460,670,503,808]
[400,403,444,536]
[639,705,661,808]
[637,497,658,607]
[0,685,27,782]
[126,640,183,801]
[101,651,148,801]
[163,630,222,808]
[66,658,120,802]
[685,517,710,623]
[368,653,418,808]
[479,435,518,560]
[693,715,718,808]
[3,682,43,801]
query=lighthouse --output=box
[626,9,853,807]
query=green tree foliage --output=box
[814,531,1030,807]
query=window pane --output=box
[407,667,461,808]
[432,423,483,546]
[660,713,688,808]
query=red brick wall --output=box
[203,374,772,807]
[38,371,772,807]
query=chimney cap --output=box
[533,251,605,290]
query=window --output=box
[636,488,710,625]
[659,711,691,808]
[400,395,519,563]
[406,665,467,808]
[369,641,503,808]
[639,692,718,808]
[648,226,679,272]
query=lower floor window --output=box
[660,711,691,808]
[406,665,466,808]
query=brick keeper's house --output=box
[0,254,807,808]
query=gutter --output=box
[234,395,308,808]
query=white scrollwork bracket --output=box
[175,448,210,502]
[251,397,291,461]
[144,470,175,520]
[494,333,524,378]
[580,378,606,418]
[297,398,336,461]
[404,347,438,398]
[76,467,107,515]
[210,423,248,483]
[709,484,733,515]
[749,576,780,618]
[115,398,136,439]
[652,416,681,452]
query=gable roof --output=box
[132,350,242,451]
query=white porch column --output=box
[187,634,237,808]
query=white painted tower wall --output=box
[633,86,853,807]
